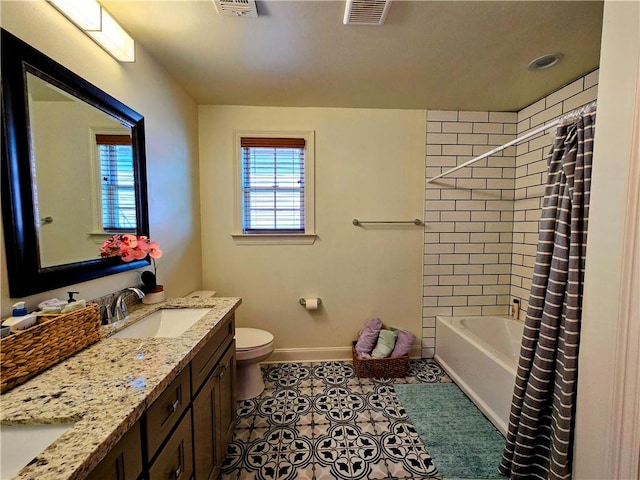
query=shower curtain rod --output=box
[426,101,597,184]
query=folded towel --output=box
[61,299,86,314]
[390,328,415,358]
[372,329,397,358]
[355,317,383,357]
[40,306,62,314]
[37,298,67,310]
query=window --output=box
[241,137,305,233]
[233,131,315,244]
[96,134,136,232]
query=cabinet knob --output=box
[169,399,180,413]
[219,362,230,379]
[172,464,183,479]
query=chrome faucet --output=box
[109,287,145,323]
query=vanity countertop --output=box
[0,296,242,480]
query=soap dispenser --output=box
[2,302,38,332]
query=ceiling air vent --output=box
[343,0,391,25]
[213,0,258,18]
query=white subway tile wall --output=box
[423,109,517,358]
[422,69,598,358]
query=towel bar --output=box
[352,218,423,226]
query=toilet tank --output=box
[186,290,216,299]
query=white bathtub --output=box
[435,315,524,436]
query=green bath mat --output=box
[394,383,505,479]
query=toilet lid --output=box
[235,328,274,351]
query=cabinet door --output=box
[148,410,194,480]
[192,367,217,480]
[216,343,236,463]
[85,422,142,480]
[192,342,236,480]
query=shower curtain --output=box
[499,107,596,480]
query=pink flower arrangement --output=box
[100,234,163,288]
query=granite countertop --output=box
[0,296,242,480]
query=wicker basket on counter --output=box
[352,341,409,378]
[0,303,101,393]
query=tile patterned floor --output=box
[221,360,452,480]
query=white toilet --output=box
[186,291,274,400]
[235,327,274,400]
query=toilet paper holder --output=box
[299,298,322,307]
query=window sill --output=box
[87,232,114,244]
[231,234,317,245]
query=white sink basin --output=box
[0,423,75,479]
[111,308,212,338]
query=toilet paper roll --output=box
[304,298,318,310]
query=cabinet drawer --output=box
[146,368,190,460]
[190,313,234,394]
[86,422,142,480]
[148,410,194,480]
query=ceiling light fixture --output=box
[528,53,563,71]
[47,0,135,62]
[87,9,135,62]
[48,0,102,30]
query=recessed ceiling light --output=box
[528,53,563,71]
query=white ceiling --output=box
[101,0,603,112]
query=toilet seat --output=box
[235,328,274,351]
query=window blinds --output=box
[241,137,306,234]
[96,134,136,231]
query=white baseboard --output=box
[265,345,422,363]
[268,347,352,363]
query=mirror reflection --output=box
[27,73,136,268]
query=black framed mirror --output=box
[1,29,149,297]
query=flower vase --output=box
[142,286,165,304]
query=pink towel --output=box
[390,329,415,358]
[355,317,383,357]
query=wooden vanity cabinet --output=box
[85,422,143,480]
[149,312,235,480]
[85,312,236,480]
